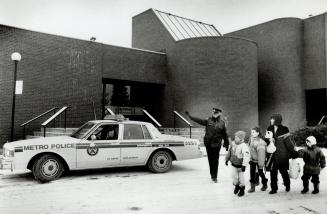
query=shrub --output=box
[291,124,327,148]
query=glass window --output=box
[89,124,119,140]
[142,125,152,139]
[71,122,95,139]
[123,124,144,140]
[146,124,161,138]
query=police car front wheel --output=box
[32,154,64,183]
[148,150,172,173]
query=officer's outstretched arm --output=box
[185,112,207,126]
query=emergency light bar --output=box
[104,114,125,121]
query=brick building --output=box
[0,9,326,145]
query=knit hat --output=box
[306,136,317,147]
[234,131,246,141]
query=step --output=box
[26,135,42,139]
[33,131,72,137]
[160,128,205,132]
[40,128,77,133]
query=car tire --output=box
[148,150,172,173]
[32,154,64,183]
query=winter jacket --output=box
[267,125,296,170]
[267,124,289,140]
[226,141,250,168]
[297,146,326,175]
[249,137,267,169]
[189,115,229,148]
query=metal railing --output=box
[173,111,193,138]
[41,106,70,137]
[318,115,327,125]
[142,109,162,127]
[20,107,58,139]
[105,107,115,116]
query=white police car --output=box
[1,116,202,182]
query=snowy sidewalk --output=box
[1,150,327,214]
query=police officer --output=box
[186,108,229,183]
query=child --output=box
[296,136,326,194]
[248,127,268,193]
[225,131,250,197]
[264,130,276,172]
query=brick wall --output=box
[0,25,167,145]
[303,13,327,90]
[226,18,306,131]
[132,9,175,52]
[167,37,259,135]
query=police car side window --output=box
[90,124,119,140]
[123,124,144,140]
[142,125,152,139]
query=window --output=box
[142,125,152,139]
[146,123,161,138]
[123,124,144,140]
[89,124,119,140]
[71,122,95,139]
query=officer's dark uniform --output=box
[187,110,229,181]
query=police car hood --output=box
[4,136,80,149]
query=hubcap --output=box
[41,159,59,178]
[154,153,169,170]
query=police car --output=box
[1,115,202,182]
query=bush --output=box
[291,124,327,148]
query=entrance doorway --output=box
[305,88,327,126]
[102,78,165,122]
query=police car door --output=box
[76,123,121,169]
[120,124,153,165]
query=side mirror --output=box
[90,134,97,141]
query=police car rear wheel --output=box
[148,150,172,173]
[32,154,64,183]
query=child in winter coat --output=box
[248,127,268,193]
[296,136,326,194]
[225,131,250,197]
[264,130,276,171]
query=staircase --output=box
[27,128,77,139]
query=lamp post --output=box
[10,52,22,142]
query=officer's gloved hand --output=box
[241,166,246,172]
[225,161,228,166]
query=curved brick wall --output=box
[167,37,258,135]
[227,18,306,130]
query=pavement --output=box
[0,151,327,214]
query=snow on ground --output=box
[1,150,327,214]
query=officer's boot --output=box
[312,183,319,194]
[248,183,255,193]
[301,179,309,194]
[255,173,260,186]
[261,178,268,191]
[234,185,240,194]
[238,186,245,197]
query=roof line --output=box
[0,23,166,55]
[154,9,215,27]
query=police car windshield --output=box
[71,122,95,139]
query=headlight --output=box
[4,148,14,157]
